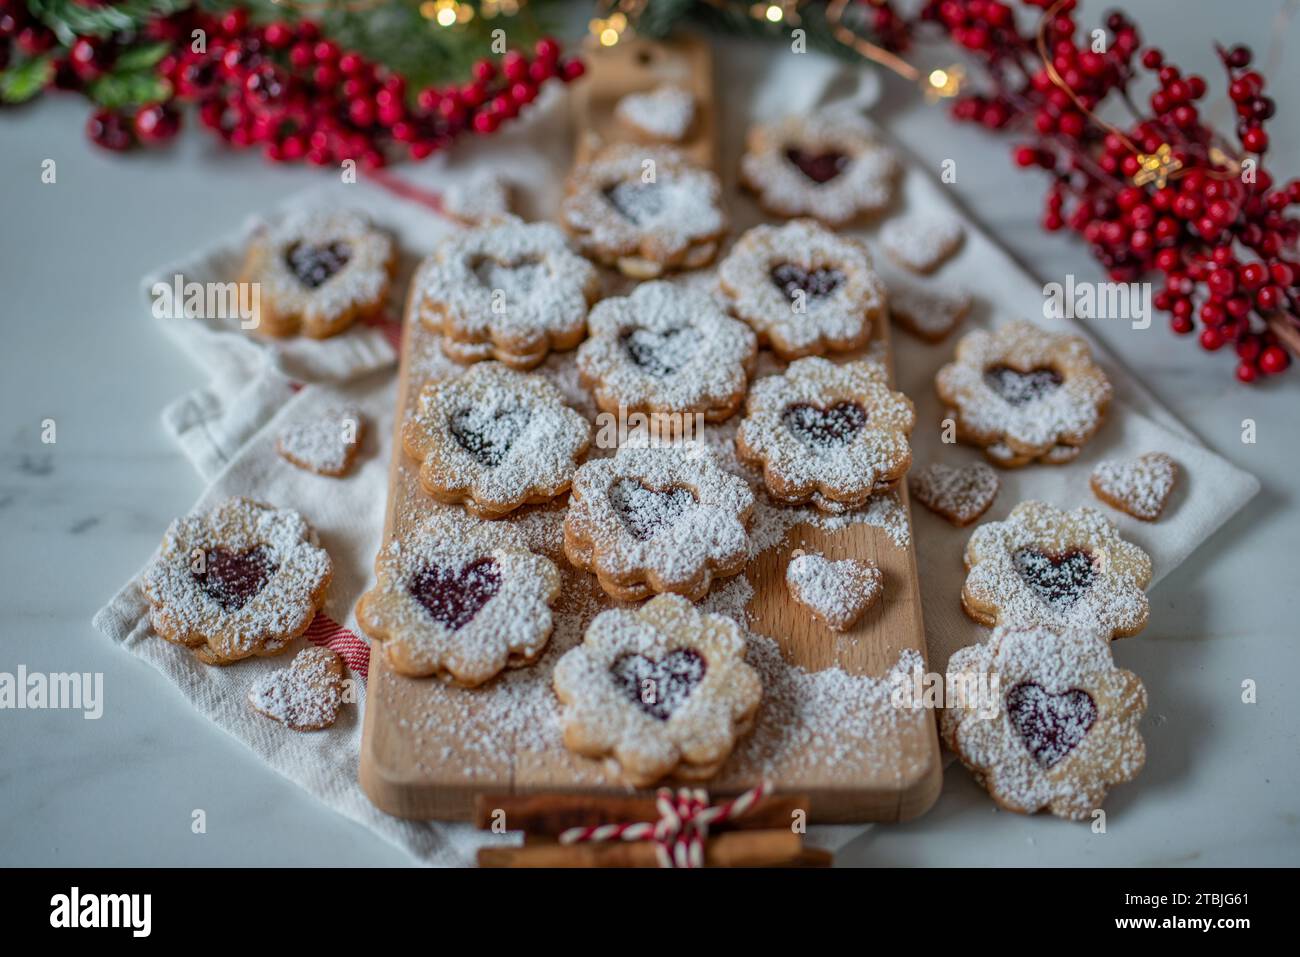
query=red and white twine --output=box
[557,781,774,868]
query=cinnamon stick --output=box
[473,792,810,836]
[477,830,806,868]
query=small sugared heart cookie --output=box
[248,646,346,731]
[1090,453,1178,521]
[908,460,999,527]
[277,406,364,477]
[880,213,965,274]
[786,551,883,631]
[941,624,1147,820]
[879,262,971,343]
[615,85,696,143]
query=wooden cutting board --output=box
[358,35,942,824]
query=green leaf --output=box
[88,71,173,109]
[0,56,55,104]
[29,0,192,45]
[113,42,172,74]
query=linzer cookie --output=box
[962,501,1152,639]
[561,144,727,279]
[936,320,1112,463]
[614,84,696,143]
[739,109,899,226]
[736,357,915,512]
[716,219,886,360]
[564,445,754,602]
[576,281,756,423]
[416,219,599,370]
[909,460,999,527]
[1090,453,1179,521]
[941,625,1147,820]
[552,593,762,786]
[403,362,592,518]
[238,209,395,338]
[357,513,561,684]
[276,406,364,477]
[879,213,965,274]
[141,498,332,665]
[786,551,883,631]
[248,647,346,731]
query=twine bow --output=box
[558,781,774,868]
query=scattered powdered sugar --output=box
[276,405,364,476]
[879,212,964,274]
[941,624,1147,820]
[908,460,999,527]
[717,219,885,358]
[615,85,696,142]
[786,552,883,631]
[1090,452,1178,521]
[577,281,755,419]
[248,646,345,731]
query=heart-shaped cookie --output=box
[786,551,883,631]
[880,213,965,274]
[614,85,696,143]
[277,406,364,477]
[909,460,999,527]
[782,401,867,450]
[1090,452,1178,521]
[611,648,708,720]
[408,557,502,631]
[248,646,346,731]
[1005,681,1097,769]
[192,545,278,612]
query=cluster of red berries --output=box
[1,2,582,167]
[865,0,1298,382]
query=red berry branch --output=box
[1,1,583,168]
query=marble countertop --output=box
[3,1,1298,866]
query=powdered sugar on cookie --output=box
[248,646,346,731]
[909,460,999,527]
[615,85,696,142]
[1090,453,1178,521]
[786,552,883,631]
[276,406,364,476]
[880,213,964,273]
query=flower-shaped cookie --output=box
[416,219,599,370]
[238,209,395,338]
[561,144,728,279]
[403,362,592,518]
[941,624,1147,820]
[141,497,332,665]
[717,219,886,360]
[962,501,1153,639]
[357,514,561,685]
[739,109,899,226]
[553,593,763,786]
[936,320,1113,462]
[564,445,754,602]
[576,281,756,423]
[736,357,915,512]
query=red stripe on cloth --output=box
[305,613,370,679]
[362,310,404,352]
[367,169,447,217]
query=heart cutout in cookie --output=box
[285,241,352,289]
[611,648,708,720]
[1013,548,1095,610]
[449,405,531,467]
[908,461,999,527]
[784,147,849,184]
[1005,681,1097,769]
[603,181,664,224]
[983,365,1064,406]
[248,647,345,731]
[609,479,698,541]
[472,256,545,297]
[770,263,844,303]
[408,557,502,630]
[193,544,278,612]
[1090,453,1178,521]
[782,401,867,450]
[621,326,695,378]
